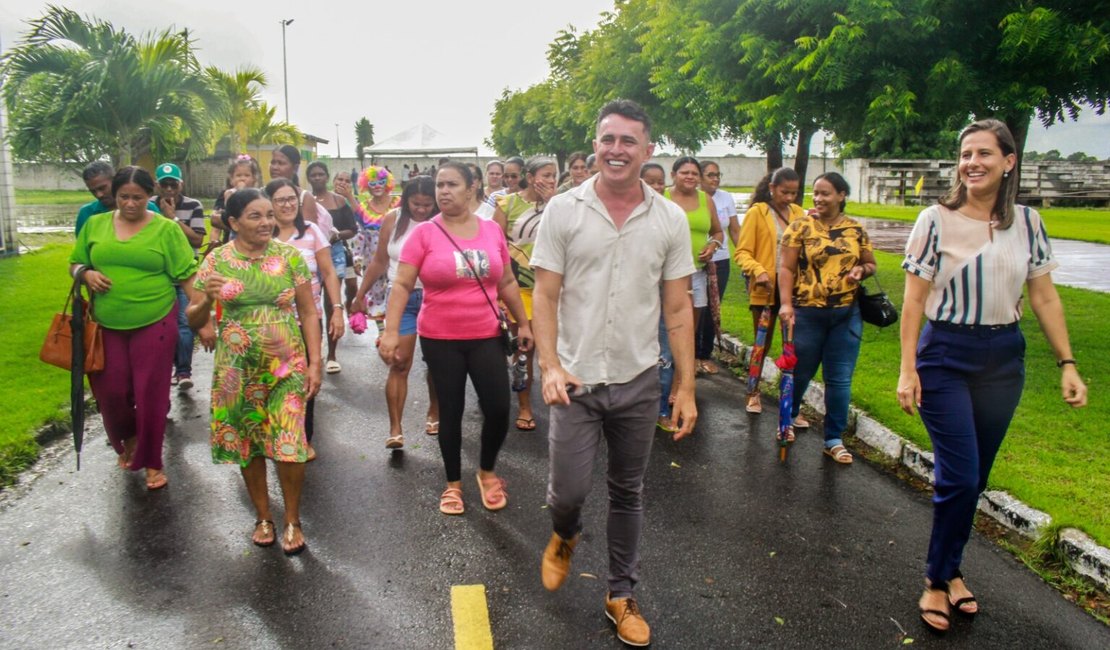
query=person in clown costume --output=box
[338,166,401,319]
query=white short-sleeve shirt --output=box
[531,176,695,384]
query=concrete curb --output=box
[717,332,1110,592]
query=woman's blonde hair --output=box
[940,118,1019,229]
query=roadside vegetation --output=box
[0,246,73,485]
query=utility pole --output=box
[280,19,294,122]
[335,123,341,158]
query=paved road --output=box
[1,331,1107,649]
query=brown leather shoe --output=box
[605,594,651,647]
[541,532,579,591]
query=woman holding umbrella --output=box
[898,119,1086,633]
[69,166,212,490]
[777,172,875,463]
[736,168,803,414]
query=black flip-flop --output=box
[515,417,536,431]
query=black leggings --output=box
[420,336,510,482]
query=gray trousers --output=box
[546,367,658,598]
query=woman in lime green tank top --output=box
[664,157,723,378]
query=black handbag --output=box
[431,220,517,355]
[857,275,898,328]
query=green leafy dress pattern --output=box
[195,241,312,466]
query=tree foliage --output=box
[355,118,374,164]
[1,5,305,167]
[205,65,268,154]
[489,0,1110,171]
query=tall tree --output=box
[1,6,223,166]
[205,65,267,154]
[355,118,374,165]
[244,104,301,158]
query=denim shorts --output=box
[330,241,347,278]
[398,288,423,336]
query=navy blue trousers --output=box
[916,321,1025,584]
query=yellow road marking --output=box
[451,584,494,650]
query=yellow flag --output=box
[914,175,925,197]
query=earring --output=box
[1003,170,1010,178]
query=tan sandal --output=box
[745,393,762,414]
[823,444,853,464]
[145,470,168,490]
[252,520,276,547]
[425,420,439,436]
[476,473,508,511]
[439,487,465,515]
[385,434,404,449]
[282,521,306,555]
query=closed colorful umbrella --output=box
[775,321,797,463]
[746,307,772,397]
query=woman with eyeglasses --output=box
[695,161,739,375]
[268,178,345,460]
[492,155,557,432]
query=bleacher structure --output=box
[852,159,1110,207]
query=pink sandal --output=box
[476,474,508,511]
[439,487,465,515]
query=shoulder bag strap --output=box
[430,220,503,322]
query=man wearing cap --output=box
[74,161,161,235]
[155,162,207,390]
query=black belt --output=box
[930,320,1019,333]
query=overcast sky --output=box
[2,0,1107,159]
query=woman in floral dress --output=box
[187,188,322,555]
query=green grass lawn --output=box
[15,189,92,205]
[720,250,1110,547]
[0,245,74,484]
[839,202,1110,245]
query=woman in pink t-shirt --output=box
[379,163,532,516]
[268,178,345,460]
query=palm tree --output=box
[355,117,374,165]
[1,6,223,166]
[245,104,302,159]
[205,65,268,154]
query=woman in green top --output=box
[69,166,210,490]
[492,155,557,431]
[664,157,724,373]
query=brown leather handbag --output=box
[40,276,105,373]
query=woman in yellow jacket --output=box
[735,168,804,414]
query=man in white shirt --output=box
[530,99,697,648]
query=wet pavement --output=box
[1,331,1108,649]
[858,217,1110,293]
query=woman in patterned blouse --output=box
[777,172,876,464]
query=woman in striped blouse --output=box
[898,119,1087,634]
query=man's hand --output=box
[670,386,697,440]
[540,363,581,406]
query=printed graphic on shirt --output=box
[454,249,491,279]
